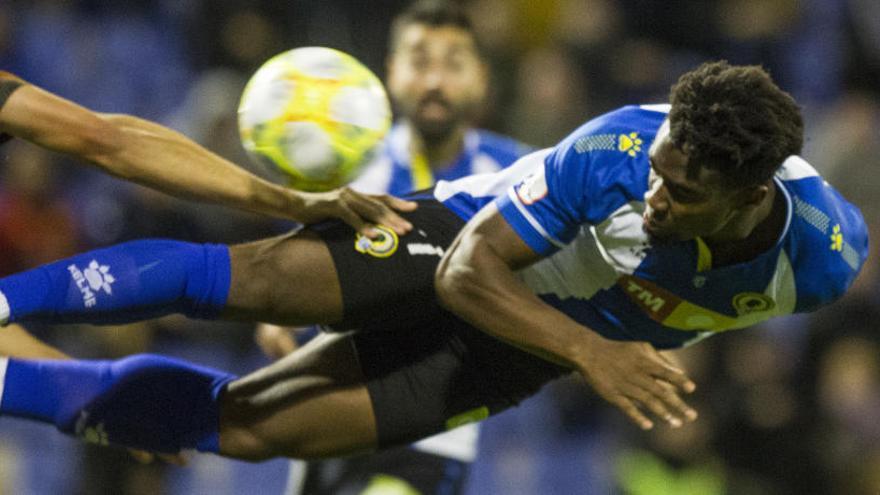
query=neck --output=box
[407,122,466,170]
[705,181,785,266]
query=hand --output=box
[254,323,298,360]
[295,187,417,238]
[578,338,697,430]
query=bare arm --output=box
[0,72,414,236]
[435,203,698,430]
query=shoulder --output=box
[780,156,868,311]
[551,104,667,172]
[540,105,666,222]
[561,104,669,147]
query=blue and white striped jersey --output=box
[350,121,532,196]
[434,105,868,349]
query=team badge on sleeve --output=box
[515,170,548,205]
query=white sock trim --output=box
[0,291,9,325]
[0,357,9,410]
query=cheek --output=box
[388,77,418,105]
[387,65,420,91]
[447,70,485,96]
[677,207,728,234]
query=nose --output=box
[645,176,669,220]
[422,65,445,90]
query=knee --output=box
[217,424,278,462]
[217,407,323,462]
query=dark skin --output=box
[0,71,416,460]
[207,117,789,459]
[436,121,787,431]
[0,72,785,458]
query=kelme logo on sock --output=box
[68,260,116,308]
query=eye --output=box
[666,184,700,203]
[410,56,429,70]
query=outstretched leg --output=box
[0,239,232,325]
[218,332,376,460]
[0,332,377,460]
[222,230,346,326]
[0,230,347,327]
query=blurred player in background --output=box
[254,1,532,493]
[0,61,862,470]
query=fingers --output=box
[629,376,697,428]
[594,363,698,430]
[609,395,654,430]
[380,194,418,212]
[335,202,372,238]
[341,189,413,236]
[635,358,698,427]
[629,350,697,424]
[654,356,697,393]
[653,378,698,423]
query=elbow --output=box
[434,249,478,313]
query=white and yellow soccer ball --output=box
[238,47,391,191]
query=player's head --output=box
[386,0,488,145]
[644,61,804,242]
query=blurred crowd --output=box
[0,0,879,494]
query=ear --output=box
[734,183,769,209]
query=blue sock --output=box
[0,240,230,325]
[0,354,236,453]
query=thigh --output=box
[318,199,466,331]
[222,199,463,329]
[223,230,345,326]
[355,315,570,449]
[218,332,376,460]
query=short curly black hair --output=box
[668,61,803,188]
[389,0,481,56]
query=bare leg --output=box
[222,231,344,326]
[218,332,377,461]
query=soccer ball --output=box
[238,47,391,191]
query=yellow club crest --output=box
[732,292,776,316]
[354,225,398,258]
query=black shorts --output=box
[308,198,463,332]
[308,199,569,447]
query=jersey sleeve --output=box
[792,183,869,313]
[494,143,594,255]
[779,156,871,313]
[493,106,660,256]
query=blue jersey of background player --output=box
[286,118,529,495]
[351,122,528,196]
[435,103,867,350]
[274,2,531,494]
